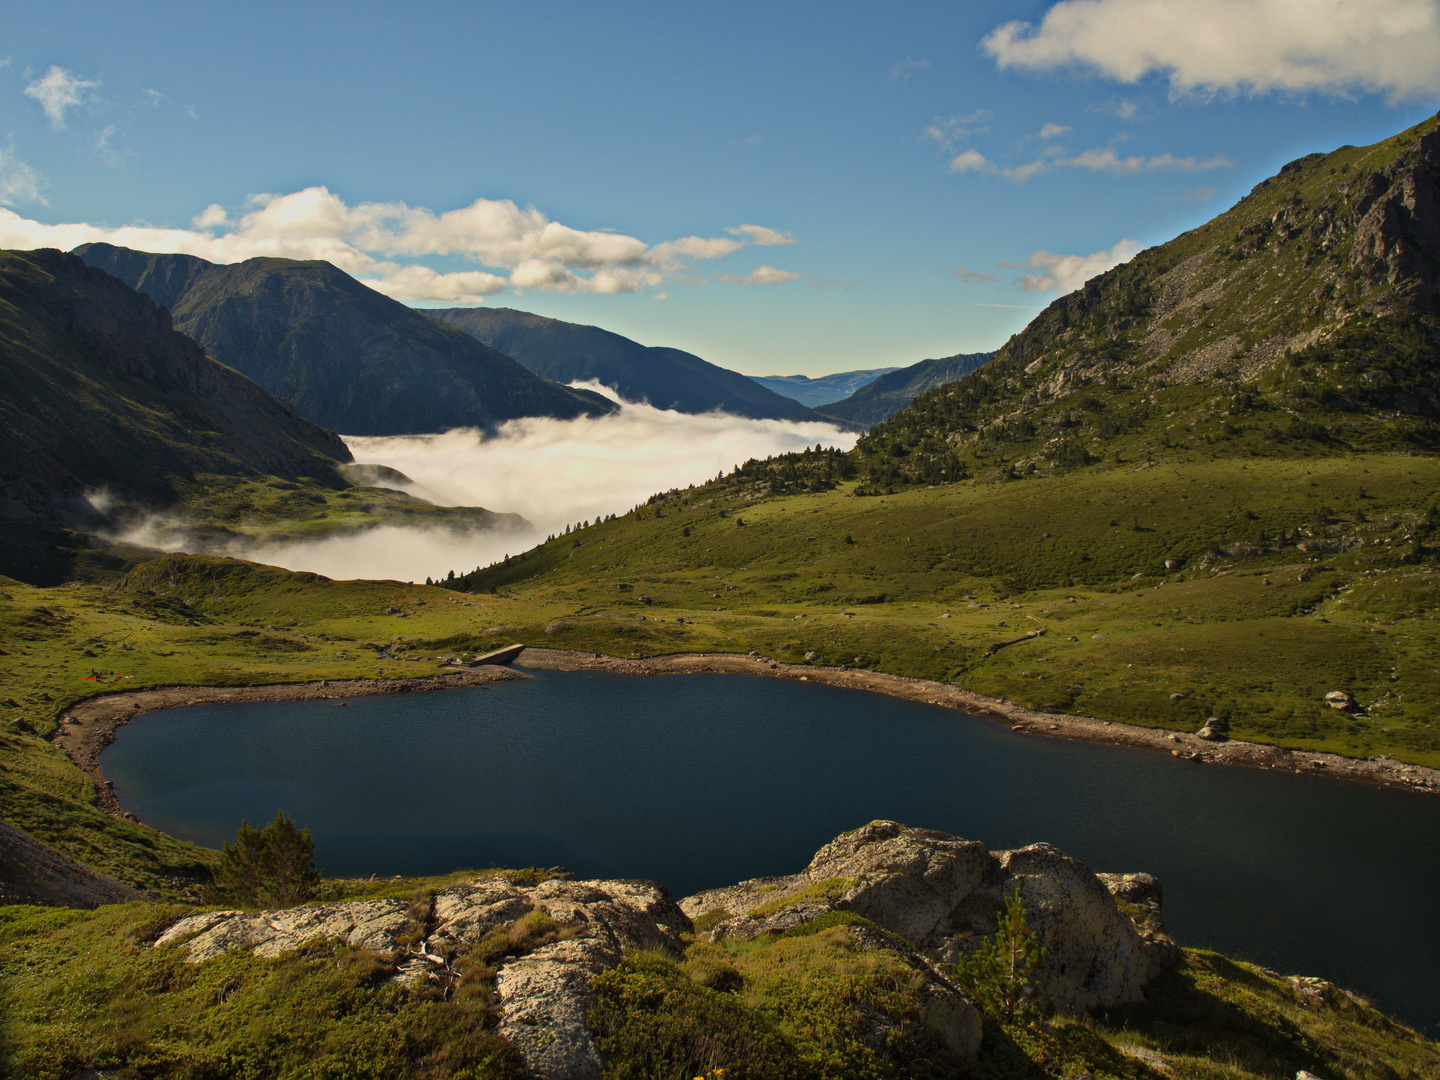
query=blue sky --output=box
[3,0,1439,375]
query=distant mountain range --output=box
[427,307,805,419]
[742,368,899,409]
[72,245,615,436]
[0,249,351,583]
[810,352,993,428]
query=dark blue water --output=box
[101,669,1440,1035]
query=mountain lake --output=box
[101,666,1440,1035]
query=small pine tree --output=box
[204,810,320,908]
[953,889,1047,1023]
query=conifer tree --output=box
[204,810,320,908]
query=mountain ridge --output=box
[72,245,617,436]
[852,112,1440,489]
[0,248,354,583]
[427,305,806,419]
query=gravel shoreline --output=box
[54,648,1438,822]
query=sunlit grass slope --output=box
[3,899,1435,1080]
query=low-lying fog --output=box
[183,386,856,582]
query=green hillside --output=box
[74,245,616,436]
[853,116,1440,490]
[436,117,1440,769]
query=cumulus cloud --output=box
[135,393,858,582]
[1017,238,1142,293]
[24,65,100,128]
[983,0,1440,102]
[947,150,1051,183]
[0,145,43,206]
[948,149,995,173]
[725,223,796,246]
[1039,122,1071,138]
[0,187,791,304]
[720,265,803,286]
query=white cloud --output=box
[1017,237,1142,293]
[0,186,783,303]
[1003,159,1050,182]
[128,395,858,582]
[1039,122,1071,138]
[983,0,1440,102]
[948,151,1050,182]
[725,223,797,246]
[890,56,931,80]
[1057,146,1233,172]
[24,65,101,129]
[0,145,43,206]
[652,235,745,261]
[720,265,803,285]
[948,149,995,173]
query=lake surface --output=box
[102,668,1440,1035]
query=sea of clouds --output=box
[179,385,856,582]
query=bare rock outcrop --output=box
[681,820,1179,1015]
[155,875,690,1080]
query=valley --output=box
[4,92,1440,1080]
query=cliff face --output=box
[0,249,352,583]
[73,246,618,436]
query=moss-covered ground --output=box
[5,896,1433,1080]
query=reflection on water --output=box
[102,669,1440,1034]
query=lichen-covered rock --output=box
[682,821,1178,1016]
[153,875,693,1080]
[984,844,1177,1012]
[155,899,417,961]
[496,939,617,1080]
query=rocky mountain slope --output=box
[731,365,900,409]
[814,350,992,428]
[73,245,616,435]
[0,249,354,583]
[857,112,1440,487]
[427,306,806,419]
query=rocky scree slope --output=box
[0,249,352,584]
[858,113,1440,489]
[151,822,1174,1079]
[73,244,617,436]
[428,305,806,419]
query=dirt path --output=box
[54,667,526,819]
[518,648,1440,795]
